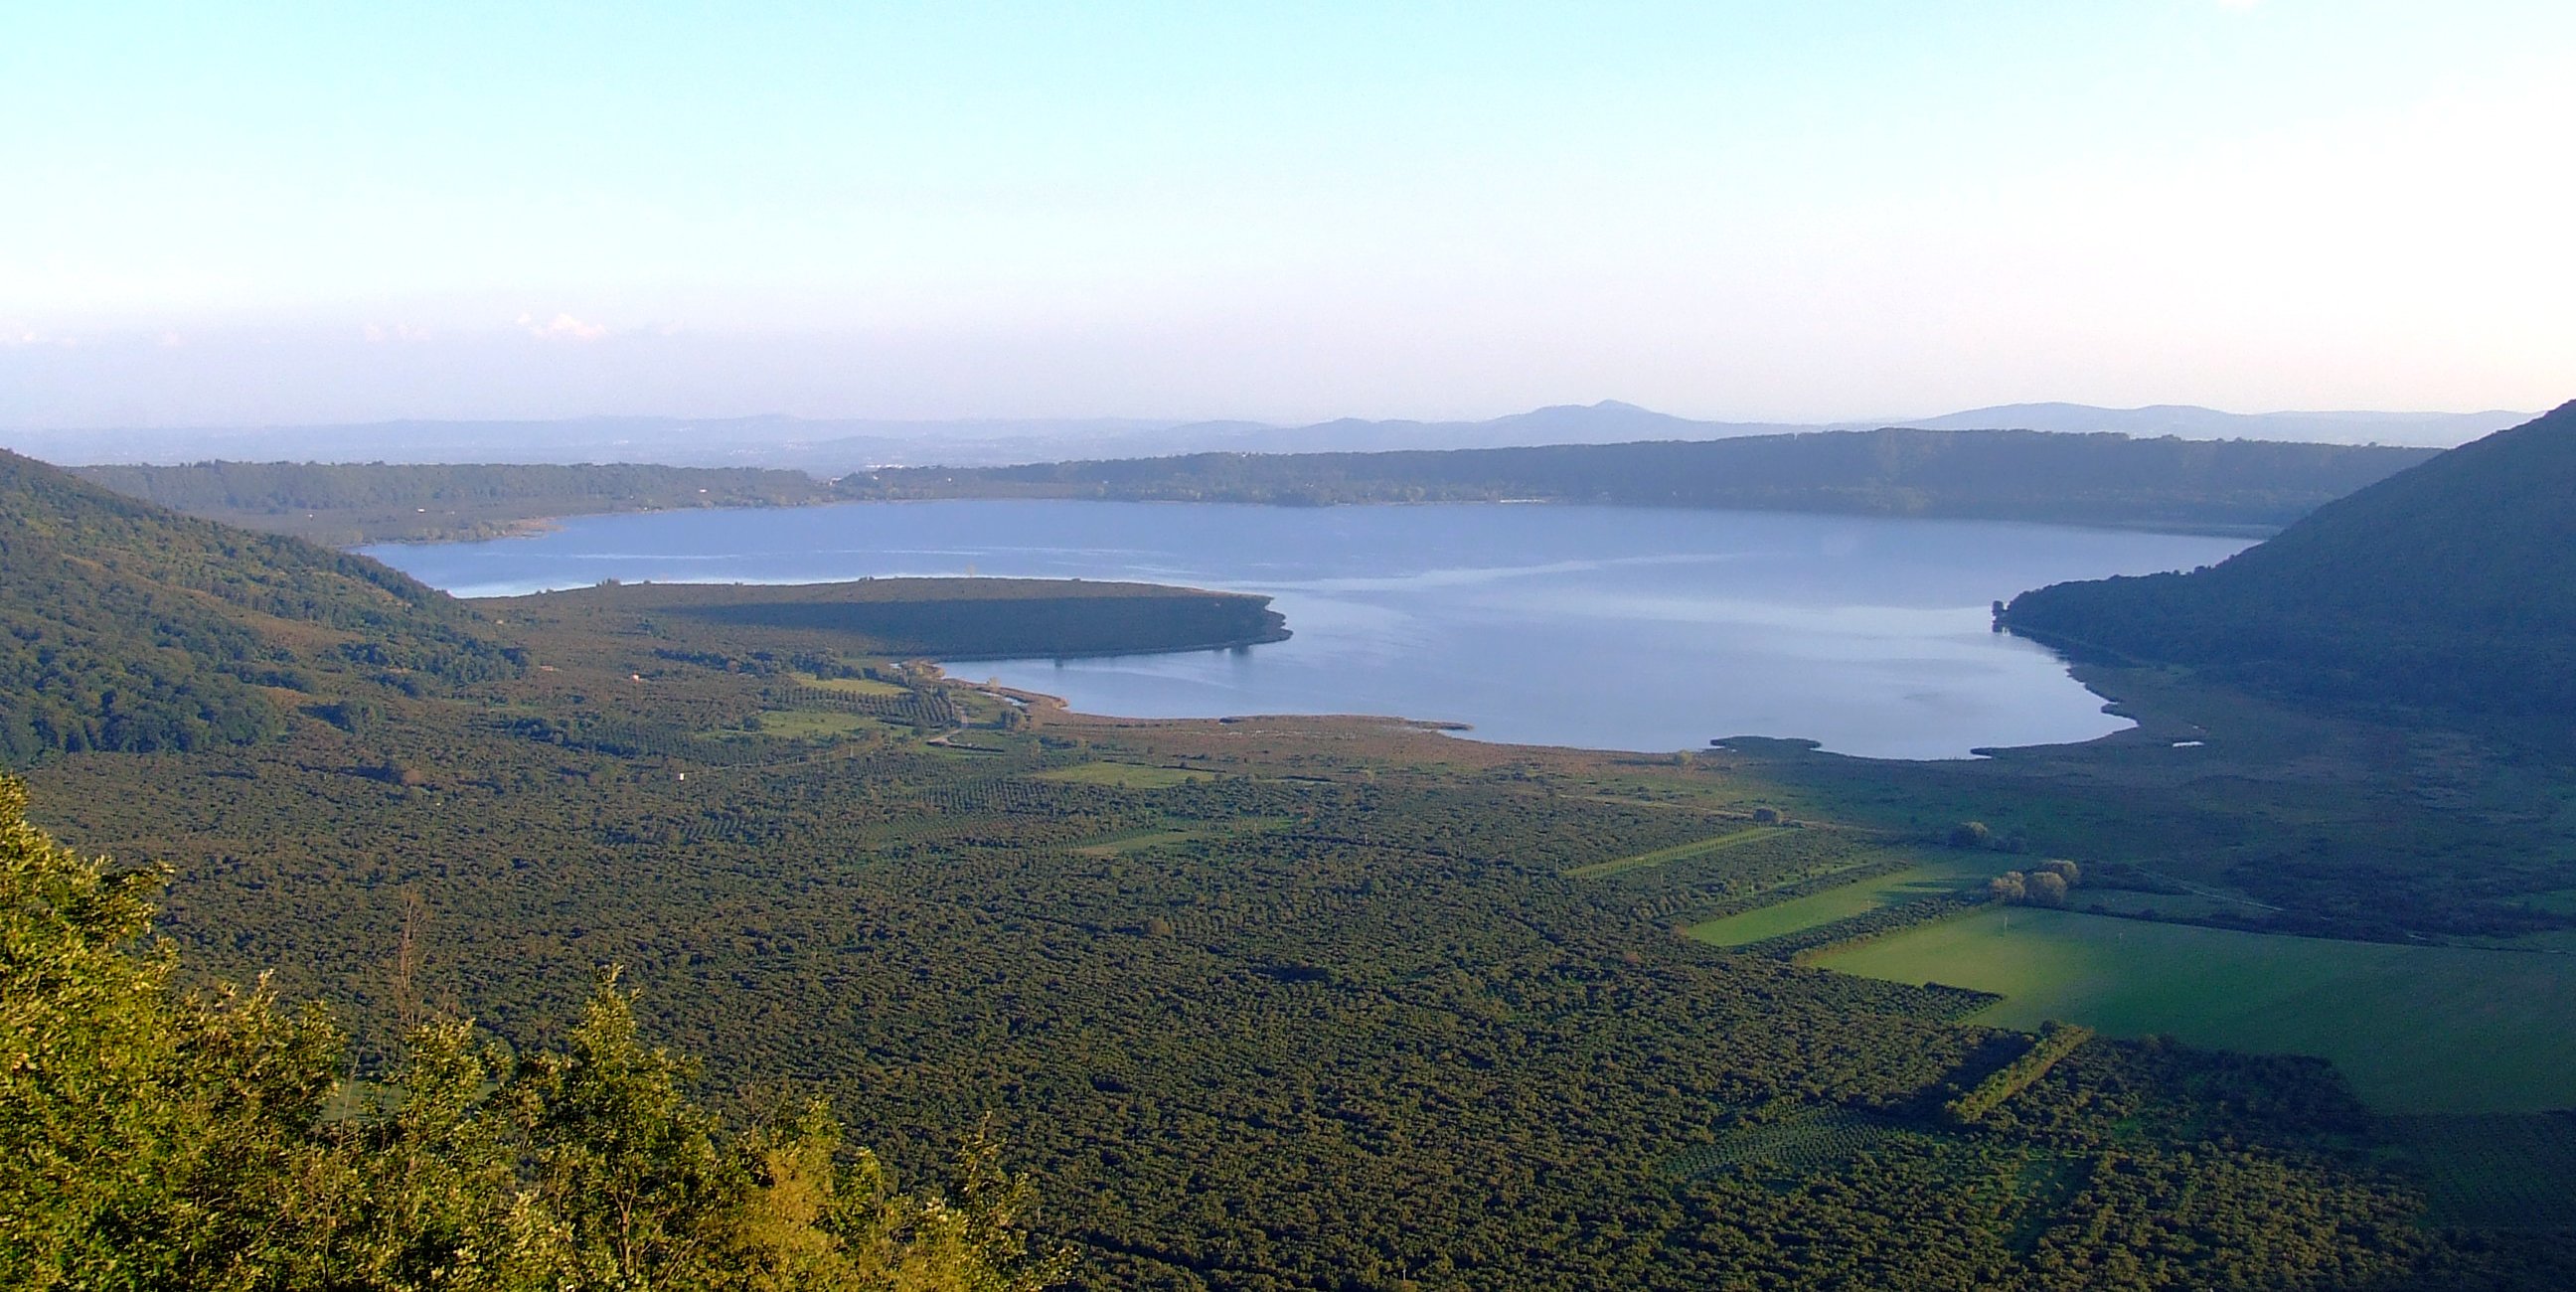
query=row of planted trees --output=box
[0,776,1069,1291]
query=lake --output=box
[365,501,2248,759]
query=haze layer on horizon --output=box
[5,2,2571,433]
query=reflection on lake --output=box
[365,501,2248,759]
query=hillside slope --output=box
[0,450,519,760]
[2001,402,2576,714]
[72,460,837,545]
[842,428,2436,533]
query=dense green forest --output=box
[0,450,521,760]
[72,460,837,544]
[10,445,2576,1287]
[2003,403,2576,717]
[840,428,2436,533]
[24,688,2520,1290]
[1,776,1067,1290]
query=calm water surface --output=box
[366,501,2247,759]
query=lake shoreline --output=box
[370,493,2287,550]
[370,499,2249,759]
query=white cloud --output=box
[518,312,609,342]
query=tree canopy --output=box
[0,774,1068,1291]
[0,450,521,761]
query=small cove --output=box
[365,500,2249,759]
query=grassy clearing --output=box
[743,710,883,739]
[789,671,909,697]
[1816,906,2576,1114]
[1683,850,1995,947]
[1035,761,1211,789]
[1664,1108,1926,1180]
[1068,818,1290,858]
[2466,929,2576,953]
[1070,828,1209,857]
[1563,827,1779,879]
[2064,888,2247,921]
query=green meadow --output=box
[791,671,910,697]
[1033,761,1211,789]
[1815,906,2576,1114]
[1564,827,1775,879]
[741,709,883,739]
[1683,850,1995,946]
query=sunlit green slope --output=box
[0,449,518,760]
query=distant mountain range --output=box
[8,401,2527,471]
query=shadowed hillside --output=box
[2002,402,2576,716]
[0,450,520,760]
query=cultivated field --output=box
[1563,826,1776,879]
[1034,760,1212,789]
[2381,1112,2576,1229]
[1683,849,1994,947]
[1815,905,2576,1113]
[791,671,910,697]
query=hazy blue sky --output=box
[4,2,2570,428]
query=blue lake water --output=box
[365,501,2248,759]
